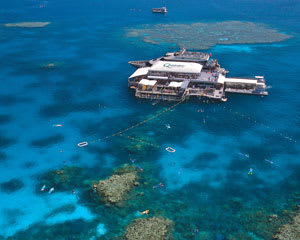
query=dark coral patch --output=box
[0,178,24,193]
[22,161,36,169]
[70,154,81,163]
[30,134,64,148]
[0,94,33,106]
[0,134,17,148]
[2,208,24,225]
[45,204,76,218]
[0,114,12,125]
[39,89,104,118]
[39,100,103,118]
[0,151,8,162]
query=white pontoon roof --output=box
[217,74,226,84]
[138,79,157,86]
[129,67,150,79]
[168,81,183,88]
[224,78,257,84]
[150,61,202,73]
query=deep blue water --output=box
[0,0,300,239]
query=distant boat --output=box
[152,7,167,13]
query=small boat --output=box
[152,7,167,13]
[128,60,150,68]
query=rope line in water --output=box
[118,134,161,148]
[78,99,184,148]
[78,99,296,151]
[221,106,297,143]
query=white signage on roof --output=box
[150,61,203,73]
[163,63,185,69]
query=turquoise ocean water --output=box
[0,0,300,239]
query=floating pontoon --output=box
[128,50,268,101]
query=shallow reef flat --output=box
[125,21,291,49]
[95,165,139,205]
[4,22,50,28]
[124,217,173,240]
[273,206,300,240]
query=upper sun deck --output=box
[163,49,210,62]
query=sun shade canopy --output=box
[138,79,157,86]
[129,67,150,79]
[168,81,183,88]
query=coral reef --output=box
[39,166,83,191]
[235,206,297,240]
[4,22,50,28]
[125,21,291,49]
[239,209,280,239]
[273,208,300,240]
[227,197,243,210]
[95,165,139,205]
[124,217,173,240]
[0,178,24,193]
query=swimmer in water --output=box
[53,124,63,127]
[140,210,149,215]
[165,124,171,129]
[92,184,97,192]
[248,168,253,175]
[41,185,46,191]
[137,165,143,171]
[265,159,274,164]
[239,152,249,158]
[48,187,55,194]
[153,183,164,189]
